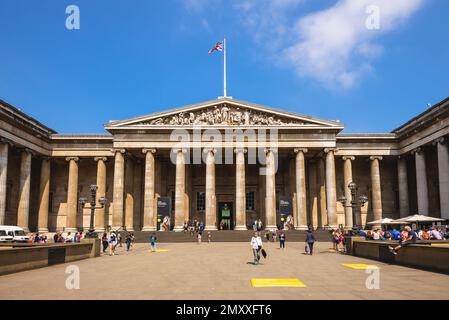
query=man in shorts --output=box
[389,226,416,255]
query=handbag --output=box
[261,248,267,258]
[305,244,309,253]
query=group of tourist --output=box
[361,226,447,241]
[252,219,263,232]
[28,233,48,243]
[100,231,134,256]
[183,220,213,244]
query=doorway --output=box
[218,202,233,230]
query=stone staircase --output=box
[123,230,333,243]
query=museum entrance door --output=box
[218,202,233,230]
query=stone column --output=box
[37,158,51,232]
[413,148,429,215]
[436,138,449,219]
[174,149,186,231]
[205,148,218,230]
[342,156,355,228]
[370,156,383,222]
[397,156,409,218]
[265,149,277,229]
[112,149,126,228]
[0,139,10,225]
[125,157,134,231]
[94,157,107,232]
[65,156,79,232]
[142,149,156,231]
[235,148,247,230]
[324,148,338,228]
[317,157,327,228]
[17,149,32,232]
[294,148,308,230]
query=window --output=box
[197,192,205,211]
[246,191,255,211]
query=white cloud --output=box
[283,0,423,88]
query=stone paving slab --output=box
[1,242,449,300]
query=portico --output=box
[1,97,449,232]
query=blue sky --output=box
[0,0,448,134]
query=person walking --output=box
[279,231,286,249]
[149,232,157,252]
[207,231,211,243]
[108,232,118,256]
[197,231,202,244]
[250,232,263,265]
[305,229,316,255]
[101,232,109,253]
[117,232,122,247]
[125,232,132,251]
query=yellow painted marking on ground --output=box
[250,278,306,288]
[341,264,379,269]
[148,249,169,253]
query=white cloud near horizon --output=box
[283,0,423,89]
[182,0,424,89]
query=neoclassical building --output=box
[0,97,448,232]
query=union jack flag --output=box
[208,41,223,54]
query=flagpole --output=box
[223,37,227,98]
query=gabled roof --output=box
[104,97,344,131]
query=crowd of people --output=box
[183,220,212,244]
[360,226,447,241]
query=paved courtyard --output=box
[1,241,449,300]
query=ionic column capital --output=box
[294,148,308,154]
[142,148,156,155]
[204,148,217,154]
[342,156,355,161]
[324,148,338,154]
[369,156,383,161]
[412,147,423,155]
[433,137,446,146]
[111,148,126,155]
[94,157,108,162]
[264,148,278,155]
[65,156,79,162]
[234,148,247,154]
[172,148,187,154]
[0,138,13,146]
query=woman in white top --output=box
[250,232,263,265]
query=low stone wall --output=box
[351,239,449,274]
[0,239,100,276]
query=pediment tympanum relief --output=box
[135,103,306,126]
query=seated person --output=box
[389,226,416,255]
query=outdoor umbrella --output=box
[367,218,401,225]
[393,214,446,224]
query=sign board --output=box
[157,197,171,231]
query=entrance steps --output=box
[125,230,333,243]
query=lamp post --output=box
[338,182,368,231]
[79,184,107,238]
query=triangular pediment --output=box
[105,98,344,130]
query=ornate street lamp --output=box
[79,184,107,238]
[338,182,368,231]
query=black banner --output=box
[157,197,171,231]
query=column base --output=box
[141,226,157,232]
[38,228,49,233]
[295,225,309,231]
[265,225,277,230]
[173,226,184,231]
[205,226,218,231]
[95,227,106,233]
[64,227,78,233]
[234,225,248,231]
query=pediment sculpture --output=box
[137,104,306,126]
